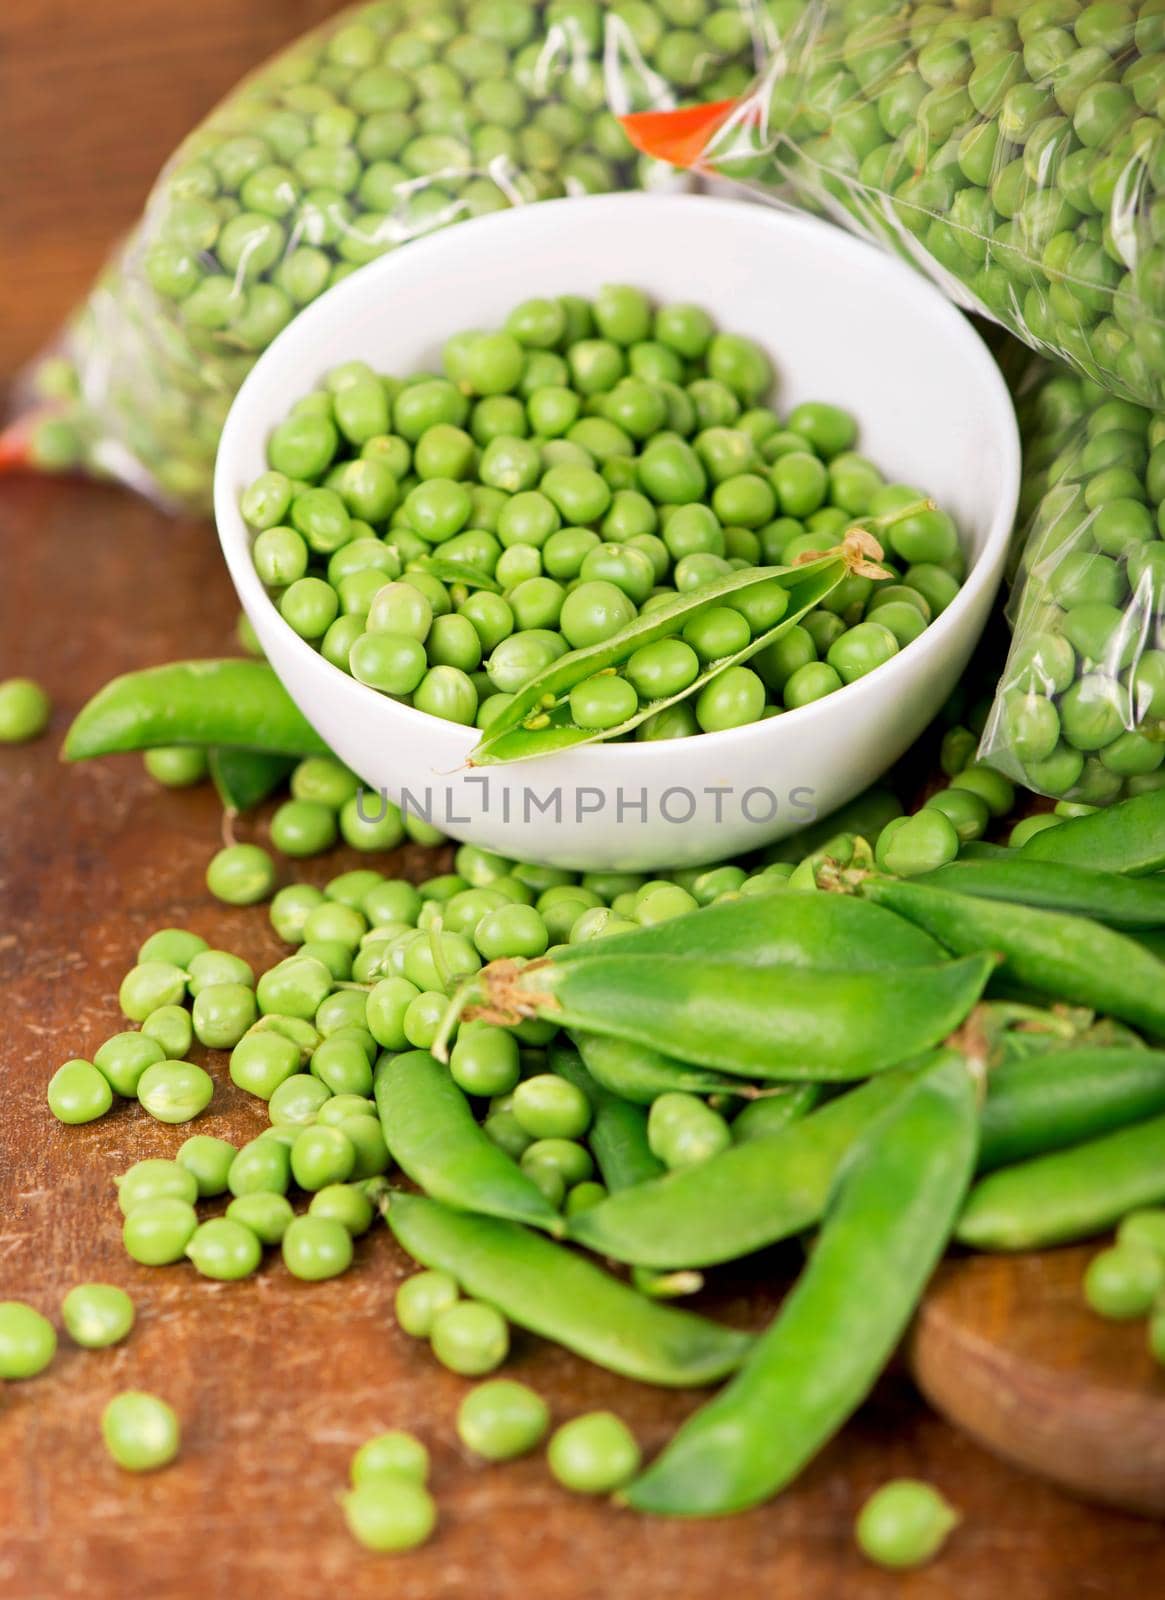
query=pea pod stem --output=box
[957,1112,1165,1251]
[380,1189,752,1388]
[859,877,1165,1039]
[471,952,997,1081]
[621,1049,979,1515]
[63,660,329,761]
[373,1050,563,1236]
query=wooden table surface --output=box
[3,5,1165,1597]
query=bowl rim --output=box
[215,191,1021,774]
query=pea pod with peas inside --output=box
[547,1045,664,1191]
[568,1061,930,1270]
[470,952,996,1080]
[373,1051,564,1237]
[858,878,1165,1039]
[621,1048,979,1515]
[381,1190,752,1390]
[469,538,887,763]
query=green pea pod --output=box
[373,1050,563,1236]
[552,889,945,971]
[980,1046,1165,1172]
[957,842,1014,862]
[568,1064,925,1269]
[475,953,996,1081]
[957,1112,1165,1251]
[730,1084,826,1142]
[917,858,1165,931]
[64,660,329,760]
[861,878,1165,1038]
[621,1049,979,1515]
[381,1190,751,1388]
[412,556,501,593]
[761,785,903,865]
[208,748,296,815]
[470,554,849,765]
[548,1044,664,1190]
[1016,790,1165,877]
[571,1030,758,1106]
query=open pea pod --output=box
[469,542,882,766]
[411,555,502,594]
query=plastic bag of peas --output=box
[624,0,1165,413]
[977,364,1165,806]
[4,0,761,512]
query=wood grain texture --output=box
[910,1248,1165,1517]
[2,2,1165,1594]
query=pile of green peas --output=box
[711,0,1165,409]
[981,370,1165,806]
[31,0,761,506]
[241,286,965,738]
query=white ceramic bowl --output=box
[216,193,1020,871]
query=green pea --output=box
[137,1059,215,1124]
[206,843,277,906]
[875,811,960,876]
[512,1074,591,1139]
[192,981,259,1048]
[351,1429,430,1487]
[647,1091,732,1170]
[430,1299,509,1376]
[186,1217,262,1280]
[0,678,52,742]
[309,1182,375,1236]
[856,1480,960,1570]
[282,1214,354,1280]
[61,1284,134,1349]
[123,1198,199,1266]
[0,1301,57,1378]
[47,1058,113,1124]
[116,1158,198,1215]
[396,1270,460,1338]
[228,1137,292,1198]
[547,1412,641,1494]
[1083,1241,1165,1318]
[290,1125,356,1191]
[341,1480,437,1552]
[457,1378,550,1461]
[100,1392,181,1475]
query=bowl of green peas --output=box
[215,192,1020,869]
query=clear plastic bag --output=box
[978,365,1165,805]
[629,0,1165,411]
[8,0,762,511]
